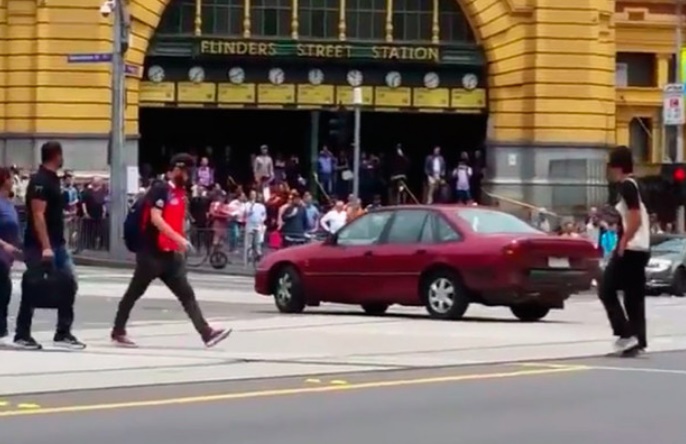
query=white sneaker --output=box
[0,335,9,348]
[613,336,639,353]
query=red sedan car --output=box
[254,205,600,322]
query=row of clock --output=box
[147,65,480,90]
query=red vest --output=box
[157,185,186,251]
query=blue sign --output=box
[67,53,112,63]
[125,64,140,76]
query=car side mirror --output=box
[323,234,337,246]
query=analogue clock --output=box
[268,68,285,85]
[385,71,402,88]
[308,68,324,85]
[147,65,165,82]
[188,66,205,83]
[346,69,363,87]
[462,73,478,90]
[423,72,440,89]
[228,67,245,84]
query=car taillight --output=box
[502,241,522,257]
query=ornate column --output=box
[338,0,346,40]
[431,0,439,43]
[385,0,393,42]
[194,0,202,35]
[243,0,251,38]
[291,0,299,39]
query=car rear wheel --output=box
[510,304,550,322]
[273,266,306,314]
[671,267,686,297]
[361,303,389,316]
[422,270,469,320]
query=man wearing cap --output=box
[111,153,231,348]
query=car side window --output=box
[436,216,460,242]
[385,210,430,244]
[337,212,392,246]
[420,214,435,243]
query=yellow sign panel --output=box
[451,89,486,108]
[140,82,175,102]
[177,82,216,103]
[218,83,256,103]
[297,85,334,105]
[258,84,295,104]
[412,88,449,108]
[375,87,411,107]
[335,86,373,106]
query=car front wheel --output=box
[671,267,686,297]
[422,270,469,320]
[510,304,550,322]
[272,266,306,314]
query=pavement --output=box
[4,264,686,399]
[3,352,686,443]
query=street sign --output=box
[663,83,686,126]
[67,53,112,63]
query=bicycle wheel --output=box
[209,250,229,270]
[185,249,209,267]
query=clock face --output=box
[462,73,478,90]
[228,67,245,84]
[347,69,363,87]
[148,65,165,82]
[423,72,440,89]
[308,68,324,85]
[385,71,402,88]
[188,66,205,83]
[268,68,285,85]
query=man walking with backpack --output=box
[111,154,231,348]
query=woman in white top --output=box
[320,200,347,234]
[599,145,650,357]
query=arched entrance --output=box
[132,0,499,202]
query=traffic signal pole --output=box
[676,0,685,233]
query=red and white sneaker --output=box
[203,328,232,348]
[111,332,138,348]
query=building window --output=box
[616,52,656,87]
[438,0,475,42]
[202,0,243,35]
[629,117,652,163]
[251,0,291,37]
[157,0,195,35]
[393,0,432,42]
[299,0,338,39]
[346,0,385,41]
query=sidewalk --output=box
[72,250,254,276]
[3,296,686,395]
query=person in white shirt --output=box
[243,190,267,258]
[320,200,347,234]
[599,145,650,357]
[226,192,246,252]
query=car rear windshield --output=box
[651,237,686,253]
[456,208,541,234]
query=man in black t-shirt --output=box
[15,141,85,351]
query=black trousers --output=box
[113,251,209,335]
[0,262,11,337]
[598,249,650,348]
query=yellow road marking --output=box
[518,362,590,370]
[304,378,321,384]
[0,401,7,407]
[16,404,40,409]
[0,365,587,418]
[330,380,348,385]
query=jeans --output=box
[0,261,11,337]
[227,220,239,251]
[319,173,333,195]
[113,251,209,336]
[15,245,75,339]
[598,249,650,348]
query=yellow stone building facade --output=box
[0,0,676,204]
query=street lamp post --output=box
[108,0,130,258]
[352,87,362,198]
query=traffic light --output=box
[661,163,686,202]
[327,110,350,149]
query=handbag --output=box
[21,262,76,309]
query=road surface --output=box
[2,351,686,443]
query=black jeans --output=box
[113,251,209,335]
[0,262,11,337]
[598,249,650,348]
[15,246,75,340]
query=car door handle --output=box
[363,251,373,257]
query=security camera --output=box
[100,1,113,17]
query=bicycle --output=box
[185,227,229,269]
